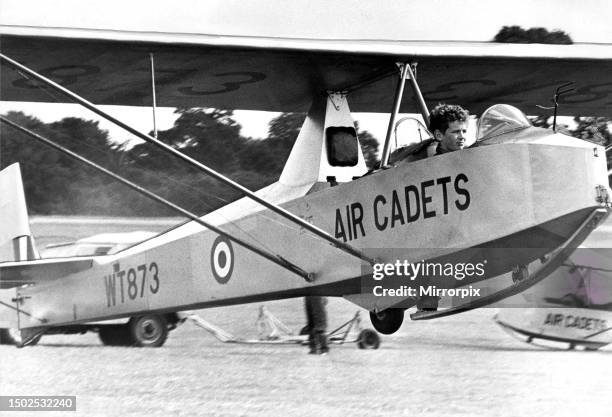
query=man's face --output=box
[435,120,468,152]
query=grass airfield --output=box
[2,299,611,417]
[0,217,610,417]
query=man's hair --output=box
[429,104,469,135]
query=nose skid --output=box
[410,207,610,320]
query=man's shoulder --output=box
[389,139,438,164]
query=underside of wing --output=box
[1,26,611,115]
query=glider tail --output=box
[0,163,40,262]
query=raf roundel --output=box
[210,236,234,284]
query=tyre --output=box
[127,315,168,347]
[369,309,404,335]
[357,329,380,349]
[511,264,529,283]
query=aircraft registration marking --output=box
[9,64,612,105]
[424,79,612,105]
[103,262,159,307]
[12,65,100,88]
[177,72,267,96]
[10,65,268,96]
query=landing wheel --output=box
[128,315,168,347]
[369,309,404,335]
[357,329,381,349]
[511,264,529,284]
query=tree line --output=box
[1,107,609,217]
[0,109,379,216]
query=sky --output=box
[2,0,610,43]
[0,0,610,143]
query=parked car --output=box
[1,231,184,347]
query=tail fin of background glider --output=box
[0,163,40,262]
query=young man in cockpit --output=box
[430,103,469,154]
[388,103,469,164]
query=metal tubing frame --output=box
[405,64,430,128]
[0,116,313,281]
[149,52,158,138]
[0,53,376,266]
[380,63,409,167]
[380,62,431,168]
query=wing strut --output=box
[381,62,430,167]
[405,63,430,128]
[380,63,409,167]
[149,52,158,138]
[0,116,314,282]
[0,53,376,267]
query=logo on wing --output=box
[210,235,234,284]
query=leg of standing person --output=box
[311,296,328,354]
[305,296,329,354]
[304,296,317,354]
